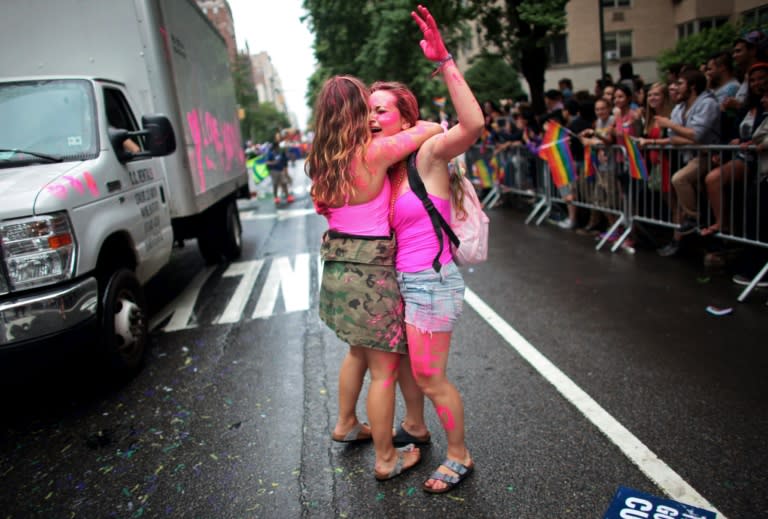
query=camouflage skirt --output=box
[318,230,407,354]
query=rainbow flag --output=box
[583,145,599,179]
[247,154,269,184]
[623,134,648,180]
[472,158,496,188]
[538,121,576,188]
[433,96,446,108]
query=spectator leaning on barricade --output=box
[638,82,674,195]
[578,97,616,235]
[724,30,767,113]
[702,62,768,238]
[706,50,742,142]
[728,89,768,290]
[654,69,721,257]
[557,98,596,230]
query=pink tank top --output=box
[392,190,452,272]
[325,176,392,236]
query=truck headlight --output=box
[0,213,76,291]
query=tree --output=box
[468,0,569,115]
[302,0,471,124]
[249,103,290,144]
[464,55,525,109]
[657,23,739,77]
[232,50,260,142]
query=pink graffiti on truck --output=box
[186,108,245,193]
[46,171,100,199]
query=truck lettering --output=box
[140,201,160,218]
[134,186,158,205]
[129,167,154,186]
[144,215,160,233]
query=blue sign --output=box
[603,486,717,519]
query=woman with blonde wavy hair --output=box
[306,74,441,480]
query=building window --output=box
[742,6,768,30]
[601,0,630,7]
[604,31,632,60]
[549,35,568,65]
[677,17,729,39]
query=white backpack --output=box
[406,154,490,270]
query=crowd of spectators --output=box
[471,29,768,290]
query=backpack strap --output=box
[405,153,460,272]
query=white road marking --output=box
[240,208,316,221]
[252,254,310,318]
[216,260,264,324]
[150,266,216,332]
[463,287,727,519]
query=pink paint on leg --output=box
[382,358,400,388]
[436,406,456,432]
[409,331,441,378]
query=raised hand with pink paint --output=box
[411,4,450,62]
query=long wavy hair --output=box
[306,76,372,214]
[369,81,467,218]
[644,82,672,136]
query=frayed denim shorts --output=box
[396,261,465,333]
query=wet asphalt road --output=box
[1,160,767,518]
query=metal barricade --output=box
[625,142,767,301]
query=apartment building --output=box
[547,0,768,93]
[195,0,238,63]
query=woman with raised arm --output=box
[370,5,484,493]
[306,75,441,480]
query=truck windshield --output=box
[0,80,98,164]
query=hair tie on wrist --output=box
[431,53,454,77]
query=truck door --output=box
[103,86,173,281]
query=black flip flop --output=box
[392,422,431,446]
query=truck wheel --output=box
[100,269,147,372]
[197,227,221,264]
[221,199,242,261]
[197,199,241,264]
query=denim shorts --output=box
[396,261,465,333]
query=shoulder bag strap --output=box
[406,153,459,272]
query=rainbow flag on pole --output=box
[538,121,576,188]
[583,145,599,179]
[622,134,648,181]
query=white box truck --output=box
[0,0,248,372]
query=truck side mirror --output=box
[108,127,133,163]
[141,115,176,156]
